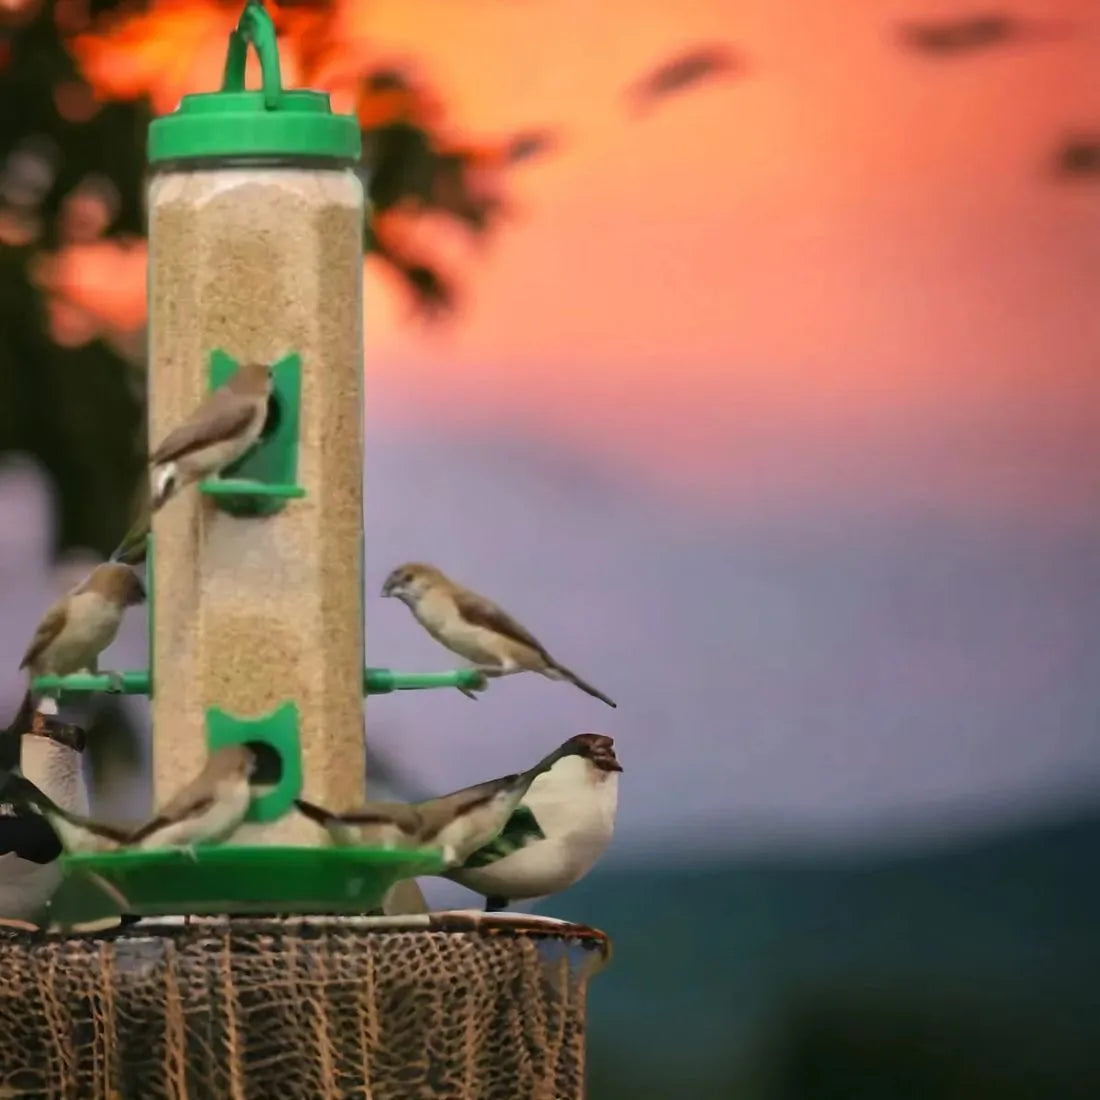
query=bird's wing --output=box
[452,590,551,657]
[149,388,258,464]
[344,801,421,833]
[460,805,545,869]
[61,812,134,846]
[19,601,69,670]
[417,775,520,839]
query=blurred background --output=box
[0,0,1098,1096]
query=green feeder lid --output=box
[148,0,360,164]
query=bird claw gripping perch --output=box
[457,670,491,700]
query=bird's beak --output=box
[381,579,396,598]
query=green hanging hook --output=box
[221,0,282,110]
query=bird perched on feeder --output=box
[4,562,146,757]
[381,562,617,708]
[148,361,272,512]
[126,744,257,855]
[298,739,569,868]
[446,733,622,911]
[0,770,132,854]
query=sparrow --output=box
[445,733,621,911]
[149,361,272,512]
[297,745,565,867]
[6,562,146,740]
[0,770,131,854]
[126,744,256,854]
[381,562,617,708]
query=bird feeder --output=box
[1,3,608,1095]
[32,0,483,911]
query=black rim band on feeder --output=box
[149,155,360,173]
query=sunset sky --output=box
[358,0,1100,514]
[64,0,1100,513]
[4,0,1099,871]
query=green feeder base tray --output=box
[51,845,445,924]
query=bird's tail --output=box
[110,516,151,565]
[294,798,332,825]
[547,663,617,708]
[150,462,179,512]
[42,807,128,854]
[0,770,126,853]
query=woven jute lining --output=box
[0,913,608,1099]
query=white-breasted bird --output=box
[445,733,621,911]
[0,770,132,854]
[381,562,617,708]
[149,361,272,512]
[127,744,256,854]
[5,562,146,749]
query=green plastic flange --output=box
[206,701,302,823]
[53,845,446,922]
[147,0,360,164]
[200,350,304,517]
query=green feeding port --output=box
[364,667,487,694]
[200,349,305,517]
[206,700,302,823]
[52,845,447,923]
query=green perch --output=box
[31,667,487,696]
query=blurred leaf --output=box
[625,44,743,114]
